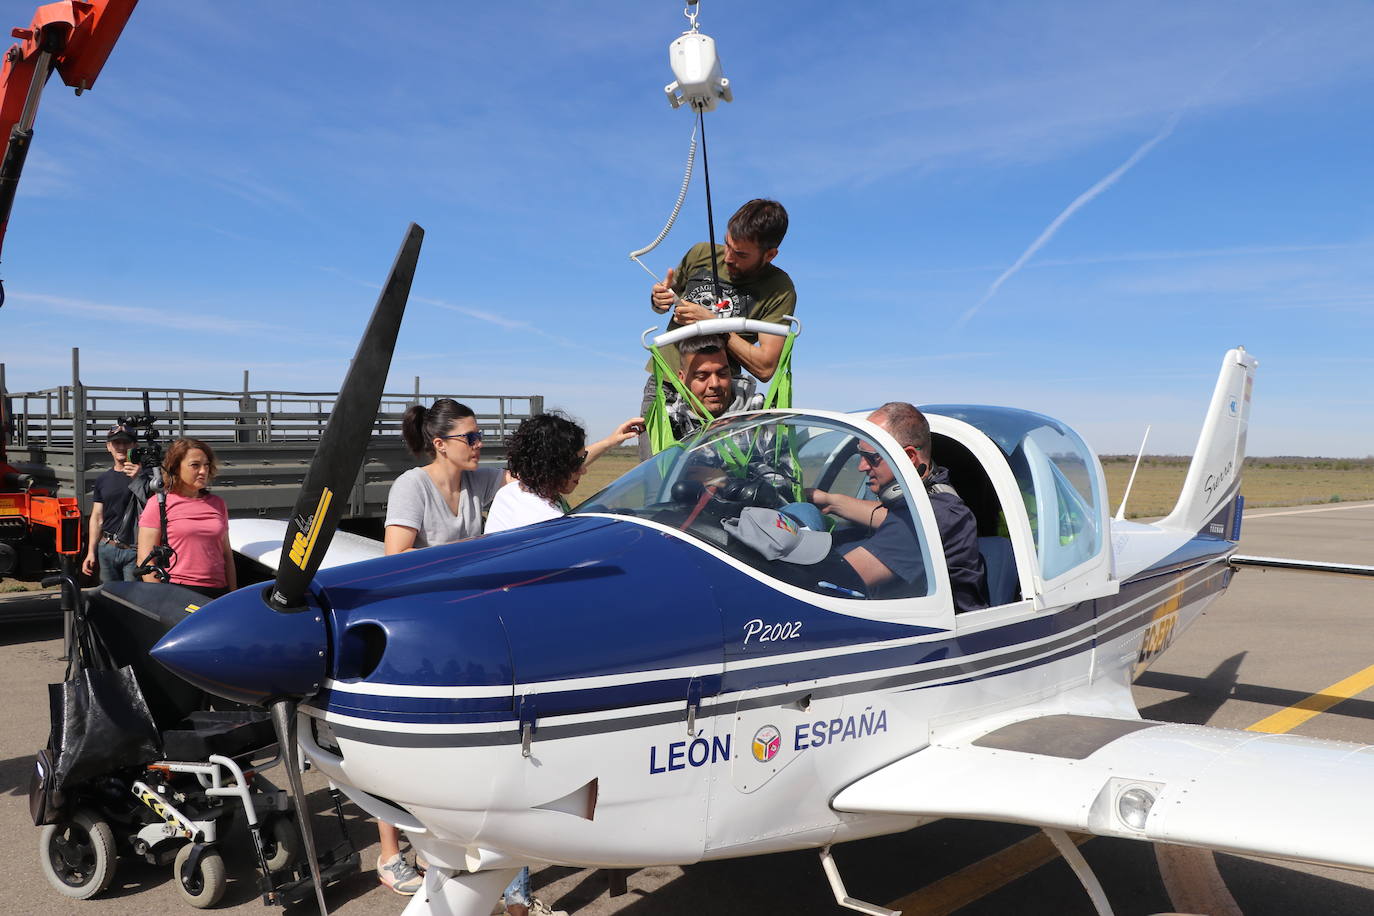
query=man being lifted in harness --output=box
[668,335,742,442]
[640,199,795,457]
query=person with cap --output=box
[81,424,142,583]
[810,403,986,608]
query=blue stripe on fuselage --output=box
[310,518,1231,730]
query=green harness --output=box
[642,333,801,500]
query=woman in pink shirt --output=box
[137,438,236,599]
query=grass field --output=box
[571,450,1374,520]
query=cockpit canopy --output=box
[575,406,1112,618]
[576,413,941,605]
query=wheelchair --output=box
[31,578,359,908]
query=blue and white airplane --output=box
[148,226,1374,916]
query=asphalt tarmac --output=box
[1,502,1371,915]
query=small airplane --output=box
[138,223,1374,916]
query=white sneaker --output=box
[377,853,423,895]
[496,898,567,916]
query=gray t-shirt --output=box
[384,465,505,548]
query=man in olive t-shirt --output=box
[642,199,796,456]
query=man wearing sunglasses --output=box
[810,403,986,609]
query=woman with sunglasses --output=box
[486,411,644,534]
[383,398,508,556]
[136,437,235,599]
[376,398,510,894]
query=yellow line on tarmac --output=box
[884,831,1090,916]
[1246,662,1374,734]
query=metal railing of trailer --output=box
[1,351,543,520]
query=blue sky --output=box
[3,0,1371,456]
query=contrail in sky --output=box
[954,112,1181,331]
[955,18,1293,332]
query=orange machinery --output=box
[0,0,137,264]
[0,0,134,574]
[0,465,81,578]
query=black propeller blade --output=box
[270,222,424,611]
[270,223,422,913]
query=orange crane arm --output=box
[0,0,137,265]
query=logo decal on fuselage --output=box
[752,725,781,762]
[647,709,889,775]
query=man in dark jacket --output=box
[810,402,987,610]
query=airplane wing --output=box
[832,713,1374,872]
[228,517,384,573]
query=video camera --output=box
[122,394,172,583]
[118,393,163,473]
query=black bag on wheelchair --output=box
[32,594,162,820]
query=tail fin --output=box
[1159,347,1258,538]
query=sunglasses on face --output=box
[439,430,484,447]
[856,448,884,467]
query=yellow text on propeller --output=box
[289,488,333,570]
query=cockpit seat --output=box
[978,536,1019,606]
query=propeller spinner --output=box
[153,223,424,913]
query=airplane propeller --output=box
[271,222,421,914]
[155,223,424,914]
[270,222,424,611]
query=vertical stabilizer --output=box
[1159,348,1258,536]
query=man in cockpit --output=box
[810,402,987,610]
[667,335,746,442]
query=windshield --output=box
[574,414,934,601]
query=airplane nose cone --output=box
[152,585,329,706]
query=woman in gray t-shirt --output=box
[374,397,507,895]
[383,399,506,551]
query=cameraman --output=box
[81,424,146,582]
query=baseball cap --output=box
[106,424,137,442]
[723,507,831,565]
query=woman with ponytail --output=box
[375,398,508,894]
[383,398,507,554]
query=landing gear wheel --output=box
[261,815,301,872]
[174,843,227,908]
[39,808,117,899]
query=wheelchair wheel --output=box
[261,815,301,872]
[174,843,227,908]
[38,808,117,899]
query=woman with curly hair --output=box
[136,437,236,599]
[486,412,643,534]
